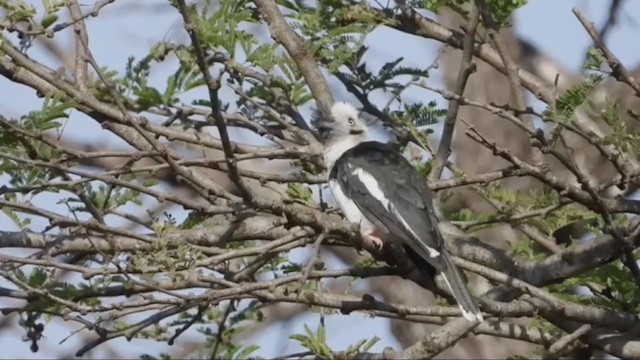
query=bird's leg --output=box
[360,227,384,252]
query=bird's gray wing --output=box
[330,141,444,263]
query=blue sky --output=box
[1,0,639,358]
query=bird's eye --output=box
[348,118,356,126]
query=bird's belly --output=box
[329,181,385,234]
[329,180,365,224]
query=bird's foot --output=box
[361,228,384,252]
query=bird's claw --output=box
[362,229,384,252]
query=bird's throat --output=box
[323,136,363,170]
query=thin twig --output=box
[429,2,480,181]
[296,232,327,296]
[210,302,235,359]
[573,7,640,97]
[542,324,591,359]
[67,0,90,92]
[177,0,255,202]
[476,0,546,166]
[168,305,207,346]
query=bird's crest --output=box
[312,102,382,147]
[310,104,330,131]
[330,102,360,125]
[312,102,358,129]
[312,102,359,141]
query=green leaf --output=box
[362,336,380,352]
[287,183,313,203]
[134,87,163,110]
[545,73,602,123]
[247,43,280,71]
[163,74,178,105]
[28,267,48,287]
[289,334,307,342]
[143,179,159,187]
[180,211,205,230]
[235,344,259,359]
[584,47,604,70]
[40,14,57,29]
[317,323,326,344]
[2,207,31,230]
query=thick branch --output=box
[254,0,334,115]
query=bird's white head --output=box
[315,102,368,167]
[315,102,367,143]
[330,102,362,128]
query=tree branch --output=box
[254,0,334,115]
[429,2,479,181]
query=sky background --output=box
[1,0,639,358]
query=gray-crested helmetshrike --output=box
[315,101,483,322]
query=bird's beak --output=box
[350,128,364,135]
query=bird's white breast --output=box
[328,174,378,237]
[329,179,364,224]
[323,136,362,170]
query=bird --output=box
[315,101,483,322]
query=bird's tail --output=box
[439,251,483,322]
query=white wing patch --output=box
[352,168,441,258]
[352,168,390,210]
